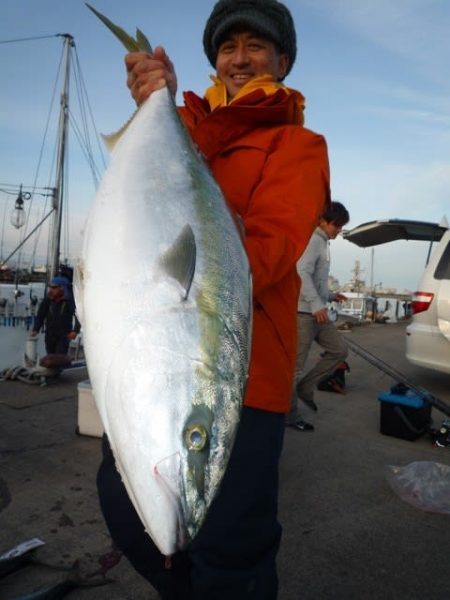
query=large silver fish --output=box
[75,6,252,556]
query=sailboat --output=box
[0,33,104,373]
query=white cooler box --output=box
[77,380,104,438]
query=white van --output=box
[406,228,450,373]
[343,219,450,375]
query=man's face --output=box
[319,218,343,240]
[215,31,288,99]
[48,284,64,300]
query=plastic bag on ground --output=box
[386,461,450,515]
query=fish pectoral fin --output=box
[159,225,196,301]
[85,4,153,53]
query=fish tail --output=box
[85,3,153,53]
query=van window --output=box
[434,241,450,280]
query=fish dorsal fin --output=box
[159,225,196,301]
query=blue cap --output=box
[50,276,70,287]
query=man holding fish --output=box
[93,0,330,598]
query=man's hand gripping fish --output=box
[75,5,252,557]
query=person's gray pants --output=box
[287,312,348,423]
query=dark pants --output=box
[97,406,285,600]
[45,335,70,355]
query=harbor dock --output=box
[1,320,450,599]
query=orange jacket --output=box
[179,87,330,413]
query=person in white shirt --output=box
[287,201,349,430]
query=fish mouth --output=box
[153,445,210,549]
[153,452,190,550]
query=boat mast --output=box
[49,33,73,280]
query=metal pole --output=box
[370,248,374,292]
[49,34,73,280]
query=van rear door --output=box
[434,232,450,341]
[343,219,447,249]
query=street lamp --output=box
[10,185,31,229]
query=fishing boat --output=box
[0,33,103,371]
[336,291,377,321]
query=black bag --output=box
[317,361,350,394]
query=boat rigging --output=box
[0,32,105,284]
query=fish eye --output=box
[184,424,208,452]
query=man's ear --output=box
[277,54,289,80]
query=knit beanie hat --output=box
[203,0,297,79]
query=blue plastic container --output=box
[378,389,426,409]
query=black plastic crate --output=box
[378,384,432,441]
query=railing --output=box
[0,315,34,329]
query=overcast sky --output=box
[1,0,449,291]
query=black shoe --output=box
[288,419,314,432]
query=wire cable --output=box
[0,34,61,45]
